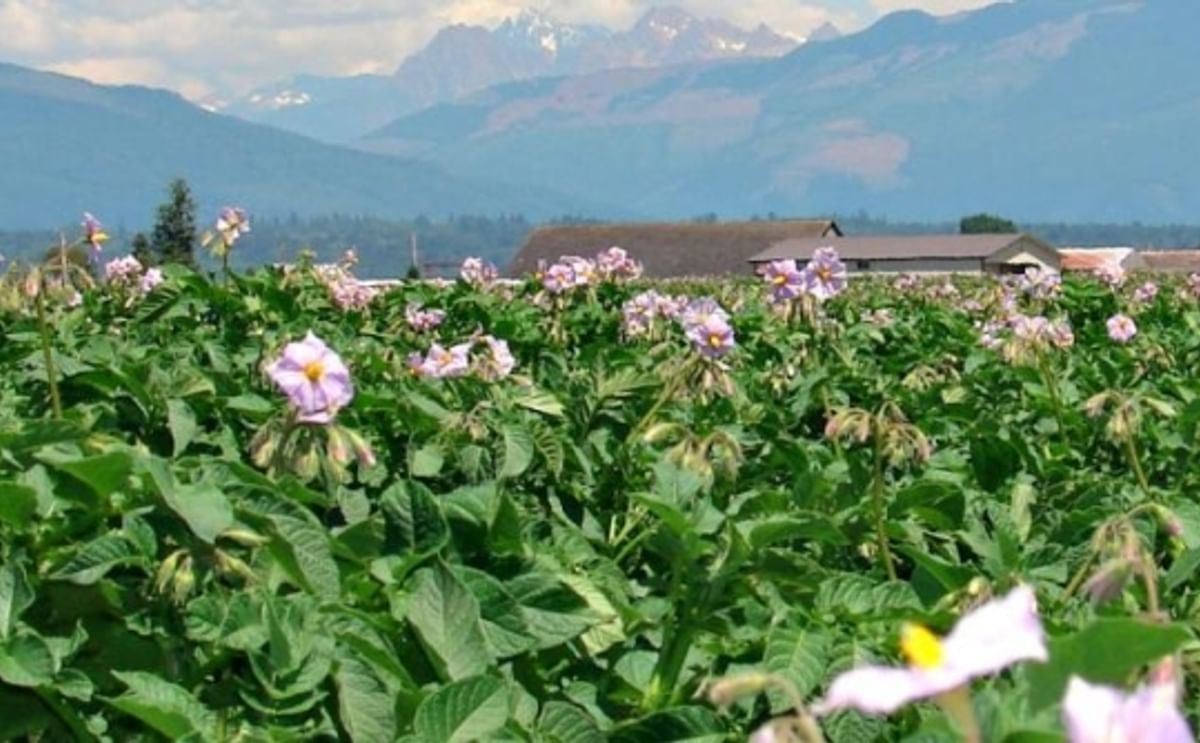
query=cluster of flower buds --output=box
[459,257,499,288]
[538,246,644,294]
[620,289,688,338]
[408,334,516,381]
[760,246,848,305]
[405,302,446,332]
[1019,267,1062,299]
[313,257,379,312]
[1131,281,1158,305]
[104,255,164,295]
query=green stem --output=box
[1124,433,1153,499]
[35,282,63,419]
[628,358,693,443]
[34,687,95,742]
[222,250,231,285]
[872,429,898,581]
[1038,354,1067,441]
[1139,558,1162,619]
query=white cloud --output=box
[0,0,1001,100]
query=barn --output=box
[748,234,1062,275]
[507,220,842,278]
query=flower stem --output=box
[629,358,693,443]
[1123,433,1153,500]
[1038,353,1067,440]
[35,281,63,419]
[872,428,898,581]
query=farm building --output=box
[507,220,842,278]
[748,234,1061,275]
[1058,248,1145,274]
[1138,251,1200,274]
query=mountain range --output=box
[362,0,1200,223]
[0,62,607,229]
[220,7,805,144]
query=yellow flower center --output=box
[303,360,324,382]
[773,274,788,286]
[708,333,724,348]
[900,623,944,670]
[816,266,833,282]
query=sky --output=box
[0,0,998,102]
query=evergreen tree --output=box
[960,213,1019,234]
[130,233,153,266]
[151,178,198,267]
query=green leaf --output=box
[412,675,509,743]
[0,561,33,641]
[610,707,725,743]
[763,627,830,712]
[142,458,234,544]
[380,480,448,558]
[109,671,220,742]
[0,483,36,529]
[268,513,341,601]
[514,390,565,418]
[0,419,88,453]
[500,424,535,479]
[1026,619,1190,712]
[455,567,536,659]
[406,564,493,681]
[1165,548,1200,591]
[335,649,398,743]
[0,635,56,687]
[410,444,445,479]
[744,515,848,548]
[167,399,198,457]
[50,533,143,585]
[45,451,134,498]
[538,701,605,743]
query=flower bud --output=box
[1083,559,1133,605]
[326,425,353,465]
[249,426,280,469]
[1152,505,1185,539]
[221,528,269,548]
[345,428,377,469]
[706,673,771,707]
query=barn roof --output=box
[1139,251,1200,273]
[507,220,841,278]
[749,234,1055,263]
[1058,248,1142,272]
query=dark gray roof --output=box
[750,234,1052,262]
[508,220,842,278]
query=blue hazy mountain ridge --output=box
[363,0,1200,223]
[0,62,609,228]
[223,7,798,144]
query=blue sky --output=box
[0,0,997,101]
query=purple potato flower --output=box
[542,263,576,294]
[1107,314,1138,344]
[475,335,516,380]
[685,315,736,359]
[803,246,848,301]
[215,207,250,247]
[1062,675,1193,743]
[814,585,1047,716]
[82,212,108,256]
[419,342,472,379]
[105,256,144,285]
[459,257,498,287]
[762,259,805,303]
[680,297,730,328]
[622,290,662,338]
[596,246,643,279]
[405,303,446,332]
[266,332,354,424]
[139,267,164,294]
[1133,281,1159,304]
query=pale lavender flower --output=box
[657,294,689,320]
[405,352,425,377]
[1062,674,1193,743]
[813,586,1047,716]
[1107,314,1138,344]
[803,247,847,301]
[978,319,1005,350]
[459,257,498,287]
[1049,319,1075,349]
[1021,267,1061,299]
[139,267,164,293]
[1187,273,1200,300]
[596,246,642,279]
[474,335,516,380]
[1095,265,1127,288]
[562,256,599,287]
[266,332,354,424]
[419,342,472,379]
[405,303,446,332]
[894,273,919,292]
[542,263,576,294]
[763,259,805,303]
[1011,314,1051,342]
[105,256,144,285]
[1133,281,1159,304]
[330,278,378,311]
[215,207,250,247]
[622,290,662,338]
[685,315,736,359]
[680,297,730,328]
[82,212,108,255]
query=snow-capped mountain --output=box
[222,6,800,143]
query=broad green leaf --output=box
[109,671,220,741]
[1165,548,1200,590]
[380,480,448,558]
[335,649,397,743]
[406,564,493,681]
[500,424,535,479]
[268,513,341,601]
[412,675,509,743]
[508,572,599,650]
[50,533,143,585]
[0,483,36,528]
[514,390,565,418]
[744,515,848,548]
[0,635,56,687]
[0,419,88,453]
[538,701,605,743]
[45,451,134,498]
[763,627,830,712]
[1026,619,1190,712]
[0,561,33,641]
[815,576,922,619]
[410,444,445,479]
[167,399,198,457]
[610,707,725,743]
[455,567,536,658]
[143,458,234,544]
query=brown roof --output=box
[750,234,1052,263]
[507,220,841,278]
[1139,251,1200,273]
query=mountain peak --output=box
[807,21,842,43]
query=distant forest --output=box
[3,212,1199,278]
